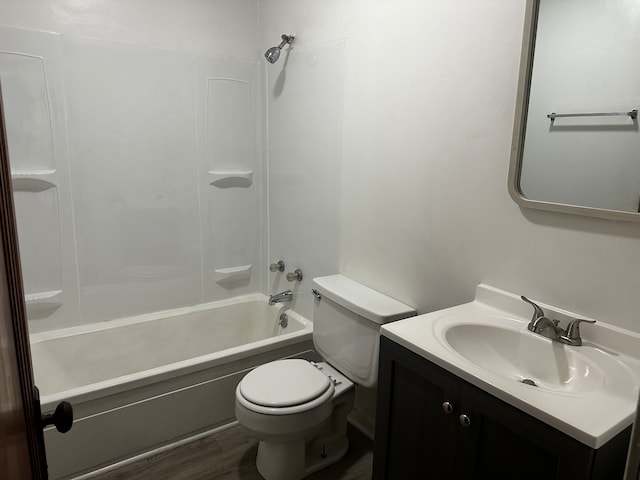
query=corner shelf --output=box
[208,170,253,188]
[25,289,63,318]
[11,170,57,192]
[214,264,252,284]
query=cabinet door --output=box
[455,381,592,480]
[374,337,460,480]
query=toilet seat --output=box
[237,359,336,416]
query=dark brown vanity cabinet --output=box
[373,337,631,480]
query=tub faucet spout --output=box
[269,290,292,305]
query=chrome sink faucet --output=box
[269,290,293,305]
[521,296,595,346]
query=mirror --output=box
[509,0,640,222]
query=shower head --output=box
[265,34,295,64]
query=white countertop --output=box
[381,284,640,448]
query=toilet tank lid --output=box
[312,274,416,324]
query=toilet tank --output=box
[311,275,416,388]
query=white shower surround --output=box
[31,295,315,479]
[0,24,264,332]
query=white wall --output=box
[0,0,264,332]
[261,0,640,334]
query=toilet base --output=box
[256,431,349,480]
[254,381,355,480]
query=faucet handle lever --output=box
[521,296,545,322]
[563,319,596,345]
[269,260,285,272]
[286,269,303,282]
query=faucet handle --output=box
[286,269,303,282]
[562,319,596,346]
[269,260,285,272]
[521,296,545,322]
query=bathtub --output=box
[30,294,316,479]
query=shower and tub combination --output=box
[2,23,338,478]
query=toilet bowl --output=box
[235,274,416,480]
[236,360,354,480]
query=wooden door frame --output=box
[0,83,47,478]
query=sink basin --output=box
[443,322,606,393]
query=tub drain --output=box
[521,378,537,387]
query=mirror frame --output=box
[508,0,640,223]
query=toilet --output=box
[235,274,416,480]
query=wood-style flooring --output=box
[90,423,373,480]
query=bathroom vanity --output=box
[373,337,630,479]
[373,285,640,480]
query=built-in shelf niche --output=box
[12,180,63,315]
[206,78,252,172]
[0,51,56,172]
[200,66,258,296]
